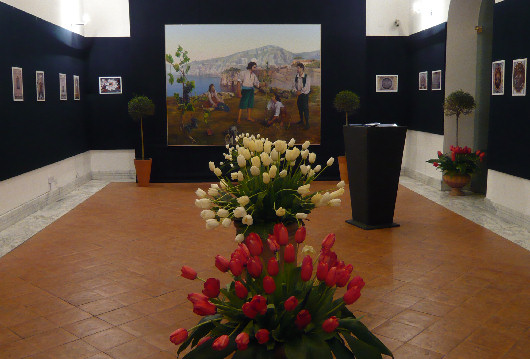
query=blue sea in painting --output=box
[166,76,221,97]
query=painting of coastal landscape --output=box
[165,24,321,146]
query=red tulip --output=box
[170,328,188,345]
[245,232,263,256]
[187,292,208,304]
[451,152,456,161]
[295,226,306,244]
[343,287,361,304]
[284,244,295,263]
[181,266,197,280]
[192,299,217,316]
[197,336,211,346]
[234,281,248,299]
[202,278,220,298]
[325,267,337,287]
[433,162,439,167]
[267,235,280,252]
[247,256,263,278]
[230,259,243,276]
[212,335,229,351]
[322,233,335,251]
[335,269,351,288]
[295,309,312,329]
[267,257,279,276]
[235,332,249,350]
[215,255,230,272]
[242,302,258,318]
[347,276,365,291]
[284,296,298,311]
[300,255,313,281]
[322,316,339,333]
[263,275,276,294]
[274,223,289,245]
[250,295,267,315]
[255,329,270,344]
[316,261,328,281]
[437,151,443,157]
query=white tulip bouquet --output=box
[195,134,345,241]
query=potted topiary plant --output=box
[333,91,360,183]
[444,90,476,147]
[128,95,155,186]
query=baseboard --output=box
[484,198,530,231]
[401,168,442,189]
[92,170,136,182]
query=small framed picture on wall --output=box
[431,70,442,90]
[419,71,428,90]
[376,75,398,93]
[99,76,122,94]
[12,67,24,101]
[59,73,67,100]
[491,60,505,95]
[512,58,527,96]
[73,75,80,100]
[36,71,45,101]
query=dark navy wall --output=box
[0,2,90,181]
[489,0,530,180]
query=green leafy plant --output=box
[427,145,485,176]
[444,90,476,146]
[333,91,360,126]
[128,95,154,160]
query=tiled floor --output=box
[0,181,529,358]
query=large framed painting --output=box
[375,75,398,92]
[36,71,45,101]
[12,67,23,101]
[165,24,321,146]
[491,60,505,95]
[512,58,527,96]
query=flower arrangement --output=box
[170,225,393,359]
[195,134,345,241]
[427,145,485,176]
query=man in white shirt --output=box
[237,62,262,123]
[293,62,311,129]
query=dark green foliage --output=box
[333,91,360,125]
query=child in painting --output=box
[206,84,229,112]
[265,94,288,127]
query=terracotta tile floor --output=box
[0,182,529,358]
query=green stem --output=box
[325,301,345,317]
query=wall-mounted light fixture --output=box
[475,26,483,33]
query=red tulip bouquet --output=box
[427,145,485,176]
[170,224,393,359]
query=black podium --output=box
[343,125,407,230]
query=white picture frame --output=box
[419,71,428,91]
[99,76,122,94]
[59,73,67,100]
[376,75,398,93]
[73,75,80,100]
[36,71,45,101]
[12,67,24,101]
[431,70,442,91]
[512,58,527,96]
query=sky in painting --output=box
[165,24,321,61]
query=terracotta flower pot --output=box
[443,173,470,196]
[134,158,152,187]
[338,155,348,184]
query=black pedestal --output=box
[343,125,407,230]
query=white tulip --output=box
[308,153,316,163]
[200,210,216,220]
[250,166,260,176]
[269,165,277,178]
[318,192,331,207]
[213,168,222,177]
[285,148,300,161]
[237,155,246,167]
[217,209,229,218]
[337,181,346,188]
[290,161,296,167]
[195,198,212,209]
[276,207,286,216]
[328,199,341,207]
[308,169,315,177]
[211,184,219,189]
[327,157,335,166]
[263,172,270,184]
[235,234,245,243]
[301,245,315,255]
[206,219,220,229]
[260,152,272,166]
[237,196,250,206]
[288,138,296,147]
[224,154,232,160]
[297,184,311,195]
[248,140,257,152]
[242,148,251,160]
[311,193,322,204]
[242,214,253,226]
[314,165,321,172]
[195,188,207,198]
[274,140,287,154]
[300,165,309,175]
[208,187,219,197]
[209,161,215,172]
[237,171,244,181]
[301,149,309,160]
[233,207,247,218]
[295,213,308,219]
[264,140,272,153]
[279,170,287,178]
[222,218,232,227]
[226,144,230,149]
[231,172,238,180]
[330,188,344,199]
[270,149,279,161]
[220,162,224,165]
[251,156,261,168]
[302,141,310,150]
[255,139,263,152]
[243,137,250,149]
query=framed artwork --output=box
[12,67,23,101]
[73,75,80,100]
[512,58,527,96]
[419,71,428,91]
[376,75,398,92]
[36,71,45,101]
[99,76,122,94]
[431,70,442,90]
[59,73,67,100]
[165,24,321,146]
[491,60,505,95]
